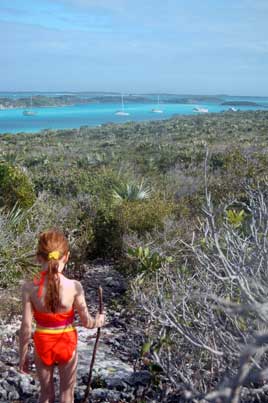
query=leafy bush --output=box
[226,208,245,228]
[91,208,124,258]
[0,206,37,287]
[208,149,268,202]
[120,199,174,235]
[127,246,173,275]
[0,162,36,209]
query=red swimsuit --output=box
[33,271,77,366]
[33,308,77,366]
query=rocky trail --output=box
[0,262,151,403]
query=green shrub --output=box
[76,168,121,204]
[128,246,173,274]
[0,162,36,209]
[120,199,174,234]
[0,205,37,287]
[173,193,204,219]
[226,209,245,228]
[209,153,225,170]
[92,208,124,258]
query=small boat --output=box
[23,110,36,116]
[23,95,37,116]
[115,94,130,116]
[151,95,163,113]
[228,107,237,112]
[193,106,209,113]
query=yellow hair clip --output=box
[48,250,61,260]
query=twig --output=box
[82,286,103,403]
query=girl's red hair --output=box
[37,229,69,313]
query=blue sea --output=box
[0,93,268,134]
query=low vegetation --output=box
[1,111,268,402]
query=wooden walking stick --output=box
[82,286,104,403]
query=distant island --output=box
[0,94,217,110]
[0,93,266,111]
[221,101,261,107]
[0,94,241,110]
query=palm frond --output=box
[113,180,151,203]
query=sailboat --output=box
[115,94,130,116]
[23,95,37,116]
[151,95,163,113]
[193,106,208,113]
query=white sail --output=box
[23,95,37,116]
[115,94,130,116]
[151,95,163,113]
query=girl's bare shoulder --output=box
[66,279,85,297]
[73,280,84,296]
[61,276,83,293]
[21,280,34,294]
[21,280,36,302]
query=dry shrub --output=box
[131,181,268,402]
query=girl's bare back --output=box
[26,275,90,327]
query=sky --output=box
[0,0,268,95]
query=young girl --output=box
[19,229,105,403]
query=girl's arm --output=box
[74,281,105,328]
[19,282,33,373]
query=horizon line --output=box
[0,91,268,98]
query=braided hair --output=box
[37,229,69,313]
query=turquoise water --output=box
[0,96,268,134]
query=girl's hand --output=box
[95,312,105,328]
